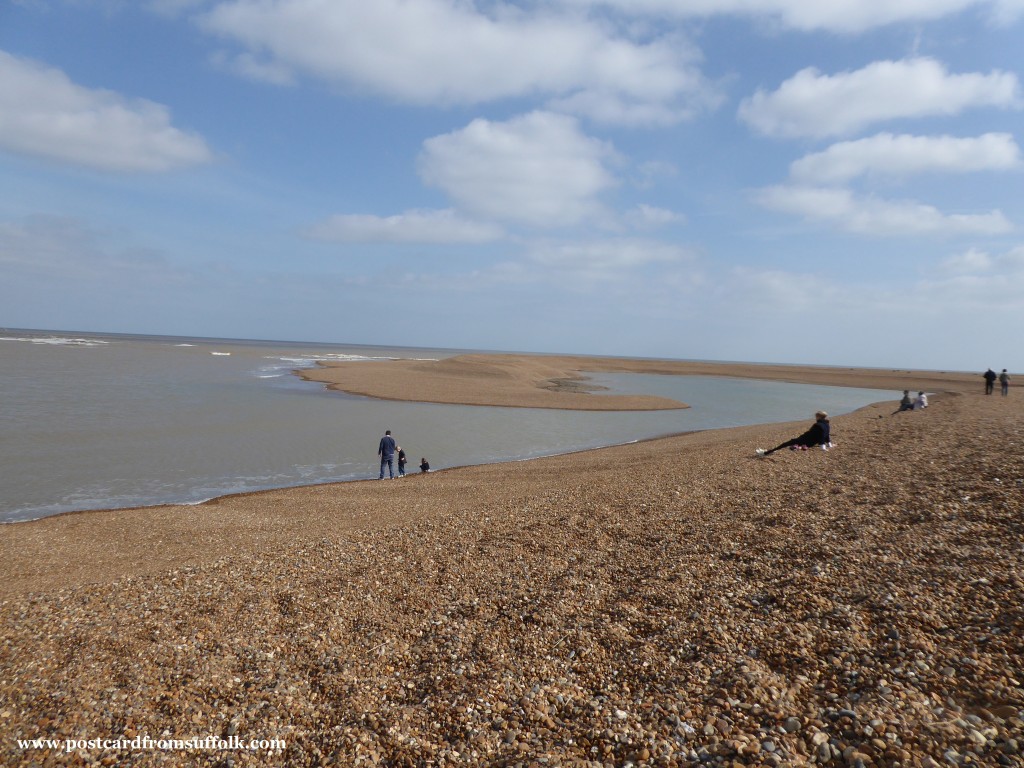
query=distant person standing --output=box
[1000,369,1010,396]
[984,368,997,395]
[397,446,407,476]
[378,429,397,479]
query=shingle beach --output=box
[1,358,1021,767]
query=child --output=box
[419,458,430,473]
[397,447,407,476]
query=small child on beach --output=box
[419,458,430,473]
[397,447,407,476]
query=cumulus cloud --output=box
[196,0,714,124]
[560,0,1023,32]
[625,204,686,229]
[940,247,997,274]
[790,133,1023,183]
[755,185,1013,236]
[304,209,503,244]
[526,238,693,273]
[739,58,1021,138]
[940,245,1024,274]
[0,50,213,172]
[729,266,845,311]
[418,112,619,228]
[516,237,700,289]
[210,50,295,86]
[922,244,1024,306]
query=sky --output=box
[2,0,1023,371]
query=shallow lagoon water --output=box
[0,331,897,522]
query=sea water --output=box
[0,329,898,522]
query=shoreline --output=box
[1,354,940,529]
[0,354,978,579]
[0,398,908,598]
[1,357,1021,766]
[0,348,977,597]
[4,387,1019,765]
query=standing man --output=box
[1000,369,1011,396]
[984,368,997,395]
[378,429,397,479]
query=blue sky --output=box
[2,0,1023,370]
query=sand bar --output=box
[299,353,977,410]
[1,358,1020,766]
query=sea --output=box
[0,329,899,523]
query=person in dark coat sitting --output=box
[757,412,831,456]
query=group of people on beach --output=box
[983,368,1011,396]
[894,390,928,413]
[373,371,1011,472]
[377,430,429,479]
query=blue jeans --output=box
[379,456,394,479]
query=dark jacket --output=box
[799,419,830,447]
[378,435,396,458]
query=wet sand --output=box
[1,357,1020,767]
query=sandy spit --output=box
[298,354,978,411]
[1,360,1021,767]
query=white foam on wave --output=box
[0,335,110,347]
[174,343,195,347]
[278,353,402,364]
[210,351,231,356]
[252,352,440,382]
[267,353,439,367]
[258,353,406,375]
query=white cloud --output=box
[560,0,1023,32]
[417,112,618,228]
[729,266,844,311]
[922,244,1024,306]
[527,238,693,274]
[197,0,714,124]
[790,133,1023,183]
[941,247,996,273]
[210,50,295,86]
[625,204,686,229]
[940,244,1024,274]
[304,209,503,244]
[0,50,213,172]
[755,185,1013,236]
[739,58,1021,138]
[993,0,1024,24]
